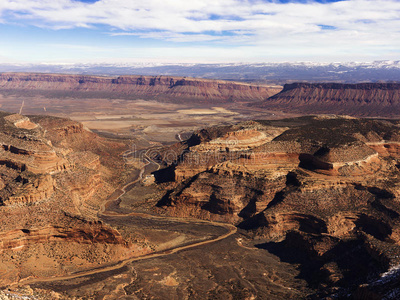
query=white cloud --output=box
[0,0,400,62]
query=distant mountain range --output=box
[1,61,400,84]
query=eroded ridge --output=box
[0,112,142,287]
[258,82,400,117]
[0,73,280,103]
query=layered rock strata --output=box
[0,73,279,103]
[0,111,139,286]
[155,115,400,296]
[258,82,400,117]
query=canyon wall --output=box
[0,73,279,103]
[259,82,400,117]
[155,116,400,295]
[158,117,400,224]
[0,111,142,286]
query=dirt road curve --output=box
[12,152,237,287]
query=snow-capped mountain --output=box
[0,61,399,83]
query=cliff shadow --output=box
[255,231,390,294]
[153,165,176,184]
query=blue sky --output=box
[0,0,399,64]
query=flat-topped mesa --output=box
[174,123,289,181]
[297,143,378,175]
[260,117,400,175]
[193,129,278,152]
[0,73,280,102]
[275,82,400,104]
[199,115,396,168]
[282,82,400,91]
[258,82,400,117]
[176,139,379,182]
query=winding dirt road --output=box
[11,148,237,288]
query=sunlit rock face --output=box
[0,112,142,286]
[258,82,400,117]
[0,73,280,103]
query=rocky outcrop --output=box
[0,73,279,103]
[4,174,54,205]
[67,151,100,170]
[173,122,289,181]
[0,114,72,175]
[153,115,400,297]
[158,117,400,227]
[192,127,287,152]
[258,82,400,117]
[0,114,72,205]
[0,224,126,251]
[4,114,37,130]
[161,163,286,223]
[0,111,139,287]
[0,111,125,211]
[0,211,138,287]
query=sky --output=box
[0,0,399,64]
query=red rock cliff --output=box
[0,73,280,103]
[259,82,400,117]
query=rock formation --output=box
[0,111,149,286]
[0,73,280,103]
[258,82,400,117]
[159,116,400,221]
[155,115,400,297]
